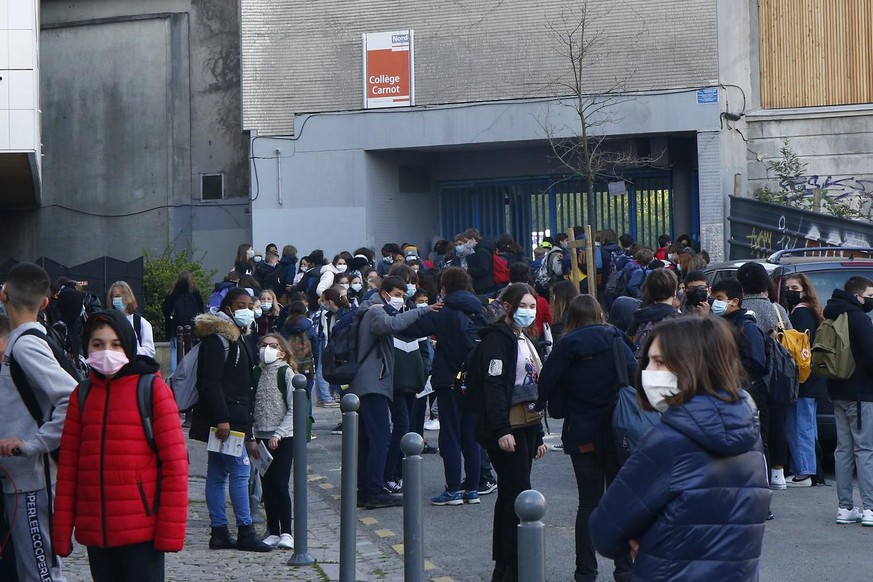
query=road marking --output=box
[359,517,378,525]
[392,543,404,555]
[431,577,454,582]
[308,474,324,482]
[374,529,395,538]
[424,560,436,571]
[332,494,341,500]
[319,482,334,490]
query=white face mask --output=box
[388,296,405,311]
[351,283,363,293]
[254,308,263,318]
[339,283,350,290]
[641,370,679,412]
[336,264,347,273]
[259,345,279,365]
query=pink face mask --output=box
[86,350,129,377]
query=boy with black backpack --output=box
[0,262,78,582]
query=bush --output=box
[143,245,217,341]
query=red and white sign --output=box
[362,30,414,109]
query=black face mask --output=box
[783,289,802,307]
[863,297,873,313]
[685,287,708,306]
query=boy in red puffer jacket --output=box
[52,309,188,581]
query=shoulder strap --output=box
[77,379,93,414]
[8,329,57,427]
[137,374,158,454]
[133,313,143,345]
[611,333,630,387]
[772,302,786,331]
[278,366,289,400]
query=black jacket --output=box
[162,289,204,339]
[788,305,827,399]
[823,289,873,403]
[626,303,681,339]
[723,309,768,387]
[475,322,544,445]
[466,239,497,296]
[403,290,487,390]
[536,324,636,453]
[189,312,256,442]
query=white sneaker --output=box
[424,419,440,431]
[770,468,787,490]
[863,510,873,527]
[277,533,294,549]
[836,506,863,524]
[263,534,281,546]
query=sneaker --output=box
[836,506,863,524]
[262,534,280,547]
[422,443,439,454]
[430,490,463,506]
[366,492,404,509]
[463,490,481,504]
[863,509,873,527]
[384,480,403,495]
[770,468,787,490]
[317,400,340,408]
[550,443,564,452]
[277,533,294,549]
[786,475,812,488]
[424,419,441,431]
[478,480,498,496]
[331,422,343,435]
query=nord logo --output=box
[392,34,409,44]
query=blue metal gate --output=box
[440,173,673,254]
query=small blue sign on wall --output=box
[697,87,719,104]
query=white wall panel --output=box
[7,69,32,109]
[9,29,33,68]
[9,108,34,149]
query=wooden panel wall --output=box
[759,0,873,108]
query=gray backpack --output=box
[169,335,229,410]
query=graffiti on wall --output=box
[780,174,873,201]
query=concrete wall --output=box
[0,0,250,278]
[241,0,718,135]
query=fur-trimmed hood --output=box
[194,311,242,341]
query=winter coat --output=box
[466,239,498,296]
[349,293,425,400]
[600,242,622,281]
[403,290,487,390]
[788,304,827,399]
[609,296,642,332]
[723,309,769,387]
[823,288,873,403]
[52,310,188,555]
[619,261,646,299]
[162,289,204,339]
[536,324,635,453]
[316,263,344,297]
[189,312,256,441]
[626,303,681,340]
[475,321,545,446]
[743,294,793,334]
[590,391,770,581]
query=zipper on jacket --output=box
[99,381,111,548]
[137,479,151,517]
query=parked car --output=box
[704,247,873,455]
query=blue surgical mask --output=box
[406,284,417,298]
[388,296,406,311]
[512,307,537,328]
[112,297,126,312]
[233,308,254,328]
[711,299,729,316]
[455,244,465,255]
[416,302,430,309]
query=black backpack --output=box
[322,307,378,384]
[451,312,491,412]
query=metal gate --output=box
[440,173,673,254]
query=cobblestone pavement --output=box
[61,407,408,582]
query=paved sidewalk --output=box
[62,426,407,581]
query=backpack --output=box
[535,249,563,290]
[453,341,487,413]
[609,336,660,464]
[811,313,856,380]
[772,304,812,383]
[322,307,379,385]
[207,287,230,310]
[631,320,658,361]
[615,262,643,299]
[766,335,799,406]
[604,250,627,301]
[132,313,144,347]
[492,253,510,285]
[168,334,230,410]
[286,330,314,375]
[77,374,159,453]
[8,327,87,461]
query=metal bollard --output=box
[401,432,425,582]
[339,393,360,582]
[287,374,315,566]
[515,489,547,582]
[183,324,193,355]
[175,326,185,364]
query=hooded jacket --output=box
[53,309,188,554]
[723,308,768,387]
[403,290,487,390]
[189,311,256,441]
[349,293,425,400]
[466,239,498,296]
[626,303,681,339]
[823,288,873,403]
[590,392,770,581]
[536,324,636,452]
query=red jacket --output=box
[53,372,189,555]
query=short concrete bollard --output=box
[515,489,547,582]
[287,374,315,566]
[401,432,425,582]
[339,393,360,582]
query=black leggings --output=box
[87,542,164,582]
[259,436,294,535]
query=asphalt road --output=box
[304,407,873,581]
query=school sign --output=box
[362,30,414,109]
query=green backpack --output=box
[253,365,312,442]
[810,313,856,380]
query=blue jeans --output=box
[206,450,253,527]
[786,396,817,475]
[314,347,334,403]
[169,336,178,375]
[436,388,480,492]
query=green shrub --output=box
[143,245,217,341]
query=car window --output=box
[779,268,873,321]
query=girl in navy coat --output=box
[590,317,770,581]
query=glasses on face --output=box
[261,342,280,349]
[687,285,707,292]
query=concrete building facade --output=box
[1,0,250,277]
